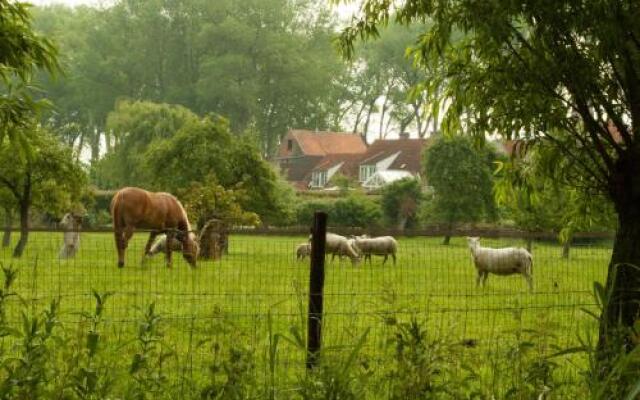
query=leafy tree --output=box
[32,0,347,157]
[1,0,58,143]
[422,137,496,244]
[296,199,334,227]
[178,176,260,229]
[92,100,198,188]
[496,147,616,255]
[0,124,87,257]
[338,0,640,376]
[380,178,423,231]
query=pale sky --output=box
[28,0,361,18]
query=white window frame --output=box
[359,164,376,182]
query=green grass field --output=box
[0,232,612,397]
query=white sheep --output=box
[147,233,197,257]
[296,242,311,261]
[351,235,397,265]
[307,233,360,265]
[467,237,533,291]
[59,213,82,259]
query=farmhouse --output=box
[358,133,429,190]
[276,130,367,190]
[276,130,430,190]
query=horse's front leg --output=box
[144,231,159,257]
[164,231,175,268]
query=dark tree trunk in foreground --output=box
[442,235,451,245]
[598,154,640,370]
[561,235,572,259]
[12,179,31,258]
[2,208,12,248]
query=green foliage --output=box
[33,0,347,156]
[1,0,58,143]
[380,178,423,230]
[295,199,334,227]
[422,136,496,229]
[178,176,260,229]
[332,195,382,228]
[0,123,88,216]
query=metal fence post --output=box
[307,211,327,370]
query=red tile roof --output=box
[360,137,430,173]
[278,130,367,158]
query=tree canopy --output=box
[422,136,497,242]
[338,0,640,383]
[1,0,58,142]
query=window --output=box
[311,171,328,187]
[287,139,293,151]
[359,165,376,182]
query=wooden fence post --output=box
[307,211,327,370]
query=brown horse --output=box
[110,187,199,268]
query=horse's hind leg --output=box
[114,229,125,268]
[165,231,175,268]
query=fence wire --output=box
[0,229,611,395]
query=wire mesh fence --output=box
[0,228,612,395]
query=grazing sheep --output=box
[306,232,360,265]
[296,243,311,261]
[467,237,533,291]
[147,233,199,257]
[59,213,82,259]
[351,235,398,265]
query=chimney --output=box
[399,132,410,139]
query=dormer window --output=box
[359,165,376,182]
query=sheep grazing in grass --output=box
[296,243,311,261]
[306,232,361,265]
[352,235,398,265]
[467,237,533,291]
[147,233,198,257]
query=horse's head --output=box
[181,232,200,267]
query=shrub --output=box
[332,195,381,227]
[295,200,335,226]
[380,178,423,230]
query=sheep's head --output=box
[466,236,481,250]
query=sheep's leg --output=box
[391,253,396,266]
[524,274,534,292]
[476,271,483,287]
[482,271,489,287]
[382,254,388,265]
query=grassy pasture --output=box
[0,232,611,396]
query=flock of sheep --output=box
[297,234,534,291]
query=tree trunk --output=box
[561,234,572,259]
[598,156,640,378]
[2,208,12,248]
[442,235,451,245]
[12,200,29,258]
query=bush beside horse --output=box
[110,187,199,268]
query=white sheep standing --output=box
[296,242,311,261]
[351,235,398,265]
[308,233,360,265]
[59,213,82,259]
[467,236,533,291]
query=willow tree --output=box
[337,0,640,381]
